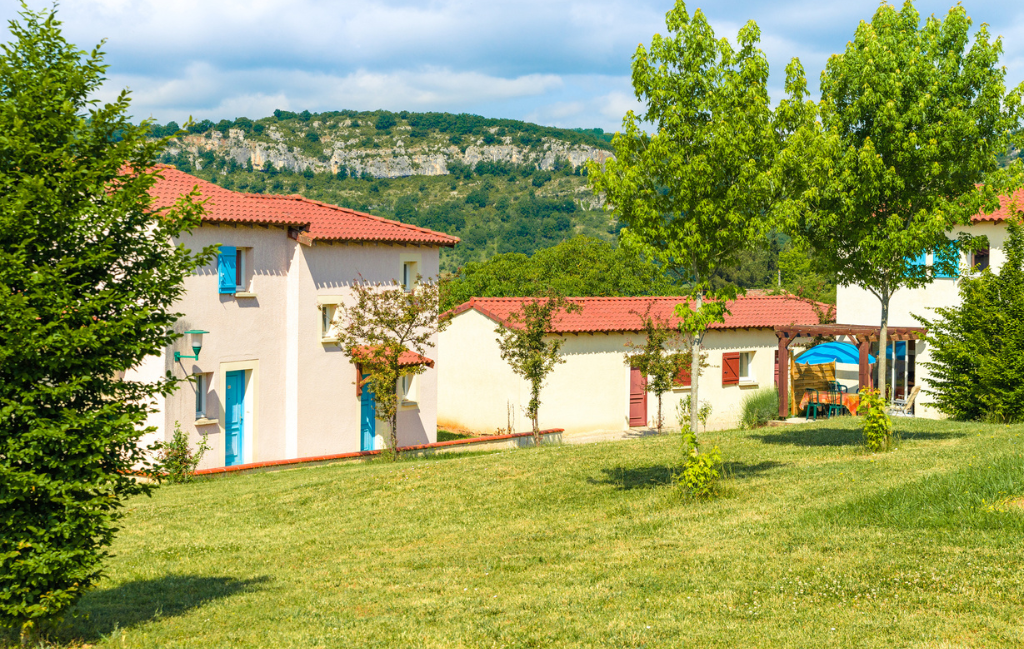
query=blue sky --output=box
[4,1,1023,131]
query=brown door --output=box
[629,366,647,427]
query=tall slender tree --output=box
[783,1,1024,398]
[590,1,797,437]
[0,5,212,636]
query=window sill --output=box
[739,380,758,388]
[195,418,219,426]
[235,291,257,298]
[672,385,691,391]
[321,337,339,344]
[400,400,419,409]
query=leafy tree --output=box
[305,130,320,143]
[623,306,690,433]
[495,295,581,445]
[375,113,396,132]
[784,1,1024,399]
[917,218,1024,422]
[0,5,212,637]
[589,1,787,436]
[334,277,446,458]
[441,236,680,311]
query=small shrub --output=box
[740,387,779,428]
[155,423,211,483]
[676,428,722,498]
[676,396,711,435]
[860,389,894,452]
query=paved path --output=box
[561,427,666,445]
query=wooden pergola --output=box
[774,324,928,419]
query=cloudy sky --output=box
[4,1,1023,131]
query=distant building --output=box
[129,167,458,470]
[835,190,1017,417]
[438,295,823,435]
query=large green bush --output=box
[918,220,1024,423]
[0,6,212,636]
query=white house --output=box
[128,166,459,470]
[835,189,1018,417]
[438,295,823,435]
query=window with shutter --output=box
[722,352,740,386]
[673,364,691,387]
[218,246,237,294]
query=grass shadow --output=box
[590,465,675,490]
[60,574,270,641]
[722,460,787,479]
[752,424,970,447]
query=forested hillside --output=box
[150,109,616,270]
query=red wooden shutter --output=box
[722,352,740,386]
[674,364,691,387]
[774,350,779,387]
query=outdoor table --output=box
[798,391,861,416]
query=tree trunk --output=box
[878,296,890,402]
[690,291,703,442]
[657,392,663,434]
[531,380,541,447]
[390,412,399,461]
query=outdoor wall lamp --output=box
[174,330,209,362]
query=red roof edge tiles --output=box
[147,165,459,247]
[442,295,827,333]
[351,346,435,368]
[973,188,1024,224]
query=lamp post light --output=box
[174,330,209,363]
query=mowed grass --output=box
[41,418,1024,648]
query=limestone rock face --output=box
[171,133,613,180]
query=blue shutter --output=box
[909,251,926,268]
[218,246,237,294]
[934,241,959,278]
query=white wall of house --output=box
[126,224,442,470]
[437,308,781,435]
[835,221,1009,418]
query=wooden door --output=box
[629,367,647,427]
[225,370,245,466]
[360,373,376,451]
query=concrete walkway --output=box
[561,426,665,445]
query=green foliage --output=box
[591,1,789,433]
[495,295,581,443]
[441,236,680,311]
[917,220,1024,423]
[374,113,396,132]
[676,395,711,436]
[0,5,213,632]
[740,388,779,429]
[334,276,446,457]
[783,1,1024,399]
[676,427,722,499]
[860,389,894,452]
[155,423,211,483]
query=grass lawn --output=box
[37,417,1024,648]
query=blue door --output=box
[225,370,245,466]
[360,373,375,451]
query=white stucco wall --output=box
[142,224,442,470]
[835,221,1009,418]
[438,308,781,435]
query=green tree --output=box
[589,1,789,436]
[495,296,581,445]
[784,1,1024,399]
[375,113,396,132]
[0,5,212,636]
[441,236,679,311]
[622,306,690,433]
[334,276,446,458]
[917,218,1024,422]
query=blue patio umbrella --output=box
[795,342,876,365]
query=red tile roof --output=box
[444,295,826,333]
[973,188,1024,224]
[351,346,435,368]
[148,166,459,246]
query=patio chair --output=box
[826,382,846,417]
[805,389,825,421]
[889,385,921,417]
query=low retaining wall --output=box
[194,429,564,477]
